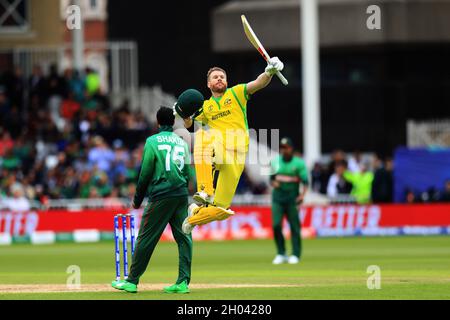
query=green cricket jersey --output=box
[133,126,191,206]
[270,155,309,203]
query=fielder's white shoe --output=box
[288,255,300,264]
[272,255,288,265]
[182,203,199,235]
[193,191,214,206]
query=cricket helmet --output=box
[174,89,204,119]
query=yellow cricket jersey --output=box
[194,84,250,152]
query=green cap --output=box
[280,137,294,147]
[174,89,204,118]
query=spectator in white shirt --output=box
[5,183,30,212]
[327,161,352,198]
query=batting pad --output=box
[188,206,235,226]
[194,129,215,195]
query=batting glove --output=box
[265,57,284,76]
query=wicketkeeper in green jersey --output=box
[270,137,308,265]
[112,107,193,294]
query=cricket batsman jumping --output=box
[175,58,284,234]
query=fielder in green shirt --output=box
[112,107,193,294]
[270,137,308,265]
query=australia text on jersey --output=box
[211,110,232,121]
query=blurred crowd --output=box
[311,151,394,204]
[0,64,157,211]
[311,150,450,204]
[0,64,264,211]
[404,181,450,204]
[1,65,448,210]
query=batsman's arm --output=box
[133,140,155,209]
[183,107,206,129]
[247,72,273,95]
[247,57,284,94]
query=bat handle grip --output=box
[276,71,289,86]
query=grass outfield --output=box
[1,236,450,300]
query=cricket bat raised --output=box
[241,14,289,86]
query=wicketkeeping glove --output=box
[265,57,284,76]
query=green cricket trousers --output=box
[127,196,193,285]
[272,201,302,258]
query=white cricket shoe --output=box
[272,255,288,265]
[193,191,214,206]
[288,255,300,264]
[182,203,199,235]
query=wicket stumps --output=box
[114,213,136,281]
